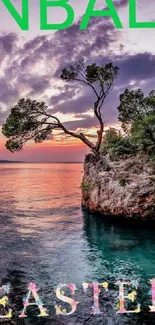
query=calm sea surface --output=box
[0,163,155,324]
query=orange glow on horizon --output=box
[0,122,122,162]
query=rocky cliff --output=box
[82,153,155,221]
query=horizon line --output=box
[0,160,84,164]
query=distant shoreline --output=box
[0,160,83,164]
[0,160,23,164]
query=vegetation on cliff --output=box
[101,89,155,161]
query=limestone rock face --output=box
[81,154,155,221]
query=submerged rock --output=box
[81,154,155,221]
[109,238,139,250]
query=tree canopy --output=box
[102,88,155,160]
[2,61,119,156]
[118,89,155,130]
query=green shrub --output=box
[101,128,137,160]
[81,181,89,190]
[131,115,155,156]
[150,155,155,164]
[119,178,128,187]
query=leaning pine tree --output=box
[2,61,119,157]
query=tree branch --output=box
[41,111,97,153]
[57,121,97,153]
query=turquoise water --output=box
[0,163,155,324]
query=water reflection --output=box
[0,164,155,324]
[83,212,155,279]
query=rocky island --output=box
[82,153,155,221]
[81,85,155,222]
[2,61,155,223]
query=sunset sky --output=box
[0,0,155,162]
